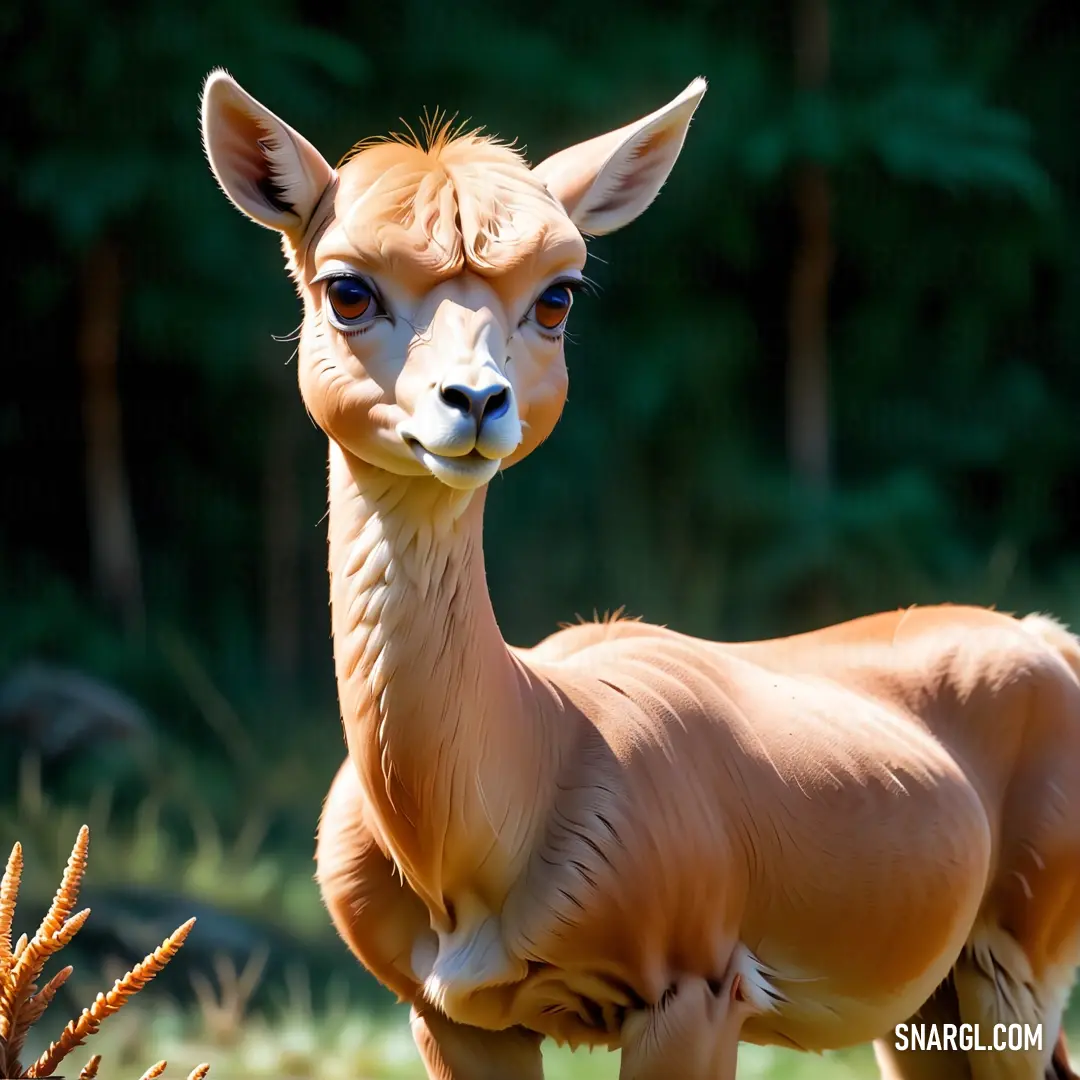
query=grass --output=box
[39,1000,883,1079]
[57,952,1075,1079]
[59,948,1076,1080]
[60,1006,1080,1079]
[0,758,330,949]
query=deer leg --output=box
[950,923,1075,1080]
[410,1005,544,1080]
[873,975,972,1080]
[618,967,752,1080]
[315,757,545,1080]
[1050,1030,1079,1080]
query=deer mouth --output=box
[403,436,501,490]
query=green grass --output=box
[22,1001,883,1079]
[43,1007,1080,1078]
[30,955,1075,1080]
[0,756,334,947]
[63,1013,1074,1078]
[40,987,1072,1080]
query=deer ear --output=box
[531,77,706,236]
[200,69,335,237]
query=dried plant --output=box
[189,946,268,1046]
[0,827,210,1080]
[131,1064,209,1080]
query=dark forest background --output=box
[1,0,1078,1022]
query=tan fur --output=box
[200,72,1080,1078]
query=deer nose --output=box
[438,380,510,425]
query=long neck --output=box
[327,443,558,916]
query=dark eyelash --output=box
[561,276,602,299]
[552,277,588,295]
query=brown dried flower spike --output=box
[0,826,209,1079]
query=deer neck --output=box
[326,441,556,917]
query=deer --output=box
[200,69,1080,1079]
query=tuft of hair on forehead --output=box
[337,107,490,164]
[332,112,568,277]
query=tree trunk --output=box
[78,237,144,635]
[788,0,833,493]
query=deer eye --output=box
[531,283,574,333]
[325,277,380,328]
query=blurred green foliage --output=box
[2,0,1079,979]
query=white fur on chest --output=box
[411,896,527,1023]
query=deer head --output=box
[201,71,705,491]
